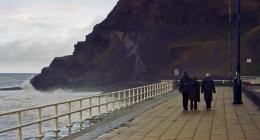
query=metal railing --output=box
[241,76,260,84]
[172,76,260,85]
[0,81,174,140]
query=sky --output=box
[0,0,119,73]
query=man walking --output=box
[179,72,191,110]
[201,73,216,110]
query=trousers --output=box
[190,100,197,110]
[206,101,211,109]
[182,92,189,110]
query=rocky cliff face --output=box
[31,0,260,91]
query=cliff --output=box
[31,0,260,91]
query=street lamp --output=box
[233,0,243,104]
[228,0,232,85]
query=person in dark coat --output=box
[189,77,200,110]
[201,73,216,110]
[179,72,192,110]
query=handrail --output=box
[0,81,175,140]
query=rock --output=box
[31,0,260,91]
[0,87,23,91]
[31,67,69,90]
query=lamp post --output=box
[233,0,243,104]
[228,0,232,85]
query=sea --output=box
[0,73,102,140]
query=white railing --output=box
[241,76,260,84]
[173,77,260,85]
[0,81,174,140]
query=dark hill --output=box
[31,0,260,91]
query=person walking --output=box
[179,72,191,110]
[201,73,216,110]
[189,77,200,110]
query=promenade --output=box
[95,87,260,140]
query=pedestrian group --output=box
[179,72,216,111]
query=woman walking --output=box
[189,77,200,110]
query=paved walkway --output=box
[95,87,260,140]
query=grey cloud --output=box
[0,0,119,73]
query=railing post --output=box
[146,86,148,98]
[150,85,153,97]
[158,84,160,95]
[128,90,131,105]
[147,85,149,98]
[89,97,92,119]
[146,86,149,98]
[145,86,148,99]
[139,87,142,101]
[123,90,126,107]
[118,92,121,109]
[139,87,143,101]
[143,87,145,100]
[142,87,145,100]
[161,83,164,94]
[163,83,165,94]
[154,84,156,95]
[79,100,83,130]
[132,89,136,104]
[154,84,157,95]
[151,84,155,96]
[98,96,101,115]
[131,89,134,104]
[155,84,160,95]
[112,93,115,110]
[160,83,162,94]
[158,84,161,94]
[106,95,109,112]
[137,88,140,103]
[146,85,151,98]
[149,85,153,97]
[162,83,164,93]
[166,82,168,92]
[165,83,167,93]
[67,102,72,134]
[155,84,158,95]
[17,112,22,140]
[171,81,173,90]
[166,82,169,92]
[38,108,43,139]
[149,85,151,97]
[53,105,59,137]
[168,82,170,91]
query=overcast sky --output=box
[0,0,118,73]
